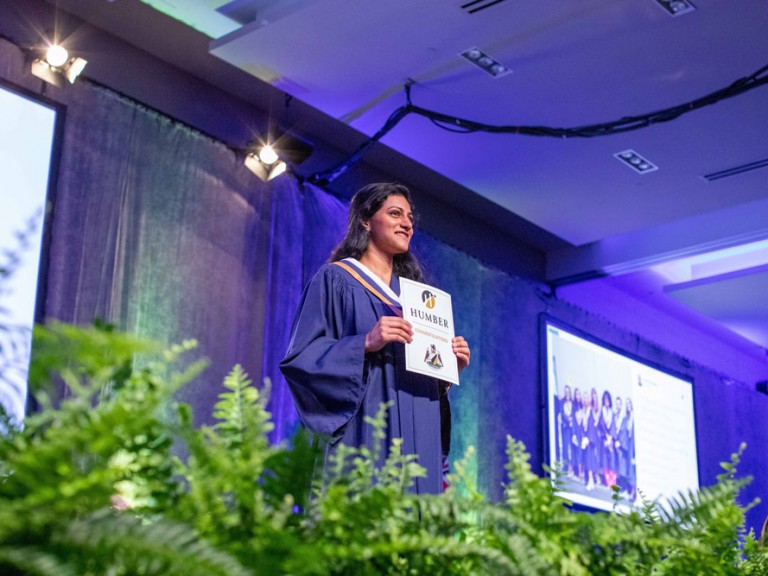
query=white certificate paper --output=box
[399,277,459,385]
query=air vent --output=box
[461,0,508,15]
[703,158,768,182]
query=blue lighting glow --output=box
[652,239,768,284]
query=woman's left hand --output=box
[452,336,471,372]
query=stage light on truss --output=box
[30,43,88,87]
[244,154,287,181]
[258,144,279,165]
[45,45,69,67]
[243,132,313,182]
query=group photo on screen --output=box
[553,383,637,505]
[545,320,700,513]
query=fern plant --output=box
[170,366,310,573]
[0,322,247,575]
[1,314,767,574]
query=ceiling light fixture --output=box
[244,131,313,182]
[459,47,511,78]
[30,43,88,87]
[653,0,696,16]
[614,149,658,174]
[245,151,287,182]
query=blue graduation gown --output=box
[279,263,447,494]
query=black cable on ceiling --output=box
[309,63,768,186]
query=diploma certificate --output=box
[399,277,459,385]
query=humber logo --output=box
[410,290,450,329]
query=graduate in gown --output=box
[280,183,471,495]
[585,387,601,491]
[598,390,617,488]
[618,397,637,500]
[559,385,574,475]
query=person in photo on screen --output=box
[553,380,561,463]
[280,182,471,495]
[614,396,627,497]
[584,387,601,491]
[573,387,587,482]
[599,390,618,489]
[616,396,637,500]
[559,384,574,476]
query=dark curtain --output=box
[41,79,271,425]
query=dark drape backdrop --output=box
[3,36,767,530]
[39,77,271,425]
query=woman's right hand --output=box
[364,316,413,353]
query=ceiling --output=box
[26,0,768,348]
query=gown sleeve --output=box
[279,265,369,438]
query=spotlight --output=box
[258,145,279,165]
[459,47,512,78]
[30,44,88,87]
[614,149,658,174]
[243,131,313,182]
[244,152,287,181]
[45,45,69,67]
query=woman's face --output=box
[364,194,414,257]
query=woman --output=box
[584,387,601,491]
[614,396,629,497]
[572,387,586,481]
[280,182,471,494]
[622,397,637,500]
[599,390,617,488]
[559,385,574,475]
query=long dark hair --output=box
[330,182,425,282]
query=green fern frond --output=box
[212,367,273,451]
[0,546,80,576]
[446,445,483,502]
[362,400,394,466]
[59,509,251,576]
